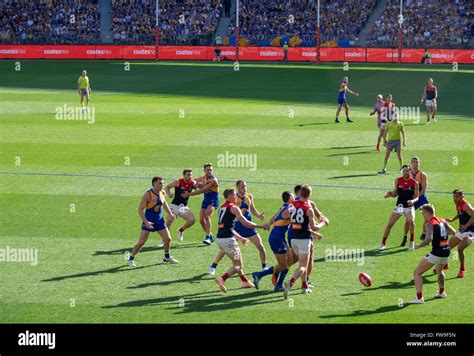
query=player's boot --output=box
[408,241,415,251]
[378,168,386,174]
[400,235,408,247]
[302,288,312,294]
[457,270,465,278]
[128,260,136,267]
[203,236,212,245]
[379,243,386,251]
[335,118,340,123]
[177,228,184,242]
[252,272,261,290]
[420,233,426,240]
[283,281,291,299]
[376,145,380,151]
[215,277,227,293]
[240,281,255,289]
[163,256,179,264]
[435,291,447,298]
[274,284,284,292]
[209,235,215,242]
[410,297,424,304]
[207,266,216,275]
[346,117,353,123]
[158,241,164,248]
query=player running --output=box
[378,102,405,174]
[77,70,91,112]
[164,169,197,242]
[411,204,456,304]
[214,189,270,293]
[421,78,438,124]
[335,76,359,123]
[402,157,429,244]
[182,163,219,245]
[370,94,386,151]
[380,165,419,251]
[446,189,474,278]
[128,177,178,266]
[283,185,327,298]
[252,191,294,292]
[208,180,268,274]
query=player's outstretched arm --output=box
[347,87,359,96]
[416,223,432,249]
[183,180,214,198]
[231,206,267,230]
[385,179,398,198]
[165,180,179,199]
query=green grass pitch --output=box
[0,60,473,323]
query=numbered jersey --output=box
[217,201,236,239]
[427,217,450,258]
[171,178,195,206]
[290,200,311,239]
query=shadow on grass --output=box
[42,263,163,282]
[103,288,281,313]
[326,151,374,157]
[127,273,210,288]
[296,122,334,127]
[93,243,205,256]
[324,145,372,150]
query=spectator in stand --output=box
[368,0,473,49]
[224,0,232,19]
[0,0,101,44]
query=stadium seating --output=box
[226,0,378,47]
[0,0,101,44]
[368,0,473,49]
[111,0,223,45]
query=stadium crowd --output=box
[111,0,223,45]
[226,0,378,47]
[0,0,100,44]
[368,0,473,48]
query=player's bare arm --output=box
[231,205,267,230]
[407,182,420,207]
[401,126,406,146]
[419,172,427,196]
[182,179,215,198]
[162,199,176,221]
[248,194,265,221]
[138,192,153,229]
[165,180,179,198]
[384,179,399,198]
[460,203,474,232]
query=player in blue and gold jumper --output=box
[335,76,359,123]
[252,191,294,291]
[128,176,178,266]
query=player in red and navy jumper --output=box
[380,165,419,251]
[411,204,456,304]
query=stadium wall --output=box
[0,45,473,64]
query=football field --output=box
[0,60,473,323]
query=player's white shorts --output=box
[217,237,240,260]
[170,204,190,218]
[424,253,448,265]
[291,238,311,255]
[425,99,437,107]
[393,205,415,220]
[455,230,474,241]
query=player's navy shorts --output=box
[269,232,288,255]
[141,218,167,232]
[337,94,347,105]
[414,195,429,209]
[234,224,258,238]
[201,196,220,209]
[80,88,89,96]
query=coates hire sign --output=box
[0,45,472,64]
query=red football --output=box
[359,272,372,287]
